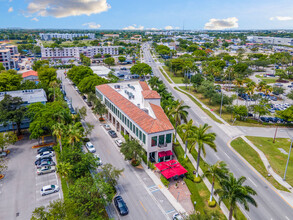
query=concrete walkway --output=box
[241,136,293,192]
[175,134,237,220]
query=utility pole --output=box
[283,138,293,181]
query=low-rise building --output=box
[0,44,20,70]
[247,36,293,46]
[96,81,174,162]
[39,33,95,41]
[22,70,39,82]
[41,46,120,60]
[103,34,119,38]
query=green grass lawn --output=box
[246,136,293,187]
[159,68,173,84]
[231,138,289,191]
[173,144,226,219]
[162,66,184,84]
[255,75,277,84]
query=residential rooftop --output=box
[0,89,47,104]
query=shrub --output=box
[160,175,169,187]
[194,176,201,183]
[208,200,216,207]
[131,159,140,167]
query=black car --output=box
[82,95,87,100]
[37,146,54,154]
[86,101,92,107]
[114,196,129,216]
[36,160,56,168]
[35,157,53,166]
[108,130,117,138]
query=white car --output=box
[41,185,59,196]
[36,151,54,159]
[86,142,96,153]
[115,139,123,147]
[173,213,184,220]
[94,154,103,166]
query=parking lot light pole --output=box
[283,138,293,181]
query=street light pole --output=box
[283,138,293,181]
[220,91,224,118]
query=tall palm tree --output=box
[215,173,257,220]
[177,119,197,158]
[52,123,64,152]
[203,161,229,202]
[169,100,190,143]
[264,85,272,96]
[193,123,217,178]
[66,123,84,146]
[257,81,267,92]
[57,162,73,181]
[148,76,161,89]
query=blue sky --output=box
[1,0,293,30]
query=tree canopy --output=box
[0,70,22,92]
[130,63,152,76]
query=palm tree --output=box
[57,162,73,181]
[264,85,272,96]
[193,123,217,178]
[52,123,64,152]
[257,81,267,92]
[148,76,162,89]
[49,81,59,101]
[66,122,84,146]
[177,119,197,158]
[169,100,190,143]
[203,161,229,202]
[215,173,257,220]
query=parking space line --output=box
[139,201,147,212]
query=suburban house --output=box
[22,70,38,82]
[95,81,174,162]
[0,89,47,132]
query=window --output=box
[130,122,132,130]
[151,136,157,147]
[127,119,129,127]
[136,128,139,137]
[139,130,142,140]
[159,135,165,145]
[166,134,172,143]
[143,134,146,144]
[133,125,136,133]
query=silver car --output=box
[41,185,59,196]
[36,151,54,160]
[86,142,96,153]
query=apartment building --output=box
[39,33,95,41]
[247,36,293,46]
[0,44,20,70]
[96,81,174,162]
[103,34,120,38]
[41,46,120,60]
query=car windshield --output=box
[117,201,125,209]
[51,185,55,189]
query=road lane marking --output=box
[165,209,175,214]
[285,216,289,220]
[139,200,147,212]
[248,177,258,187]
[223,152,231,159]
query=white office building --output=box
[95,81,174,162]
[247,36,293,46]
[0,44,20,70]
[41,46,120,60]
[39,33,95,41]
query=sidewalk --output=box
[241,136,293,192]
[175,134,237,220]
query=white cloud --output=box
[270,16,293,21]
[147,27,158,30]
[31,17,39,21]
[204,17,239,30]
[123,24,144,30]
[8,7,13,12]
[164,26,179,30]
[83,22,101,29]
[26,0,110,18]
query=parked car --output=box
[35,157,53,165]
[114,196,129,216]
[115,139,123,147]
[37,146,54,154]
[82,95,87,100]
[108,130,117,138]
[0,151,7,158]
[173,213,184,220]
[94,154,103,166]
[104,124,111,130]
[36,151,54,160]
[36,160,56,168]
[41,185,59,196]
[37,165,56,175]
[86,101,92,107]
[86,142,96,153]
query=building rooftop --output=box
[96,81,173,134]
[22,70,38,78]
[0,89,47,104]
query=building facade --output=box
[39,33,95,41]
[0,44,20,70]
[247,36,293,46]
[41,46,120,60]
[96,81,174,162]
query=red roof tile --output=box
[22,70,38,78]
[139,81,150,91]
[141,90,160,99]
[96,84,173,134]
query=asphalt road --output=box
[58,70,177,220]
[142,43,293,220]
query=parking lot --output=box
[0,134,62,220]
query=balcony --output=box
[158,143,167,148]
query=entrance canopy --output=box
[158,150,173,158]
[155,160,187,179]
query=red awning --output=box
[165,150,173,156]
[158,150,173,158]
